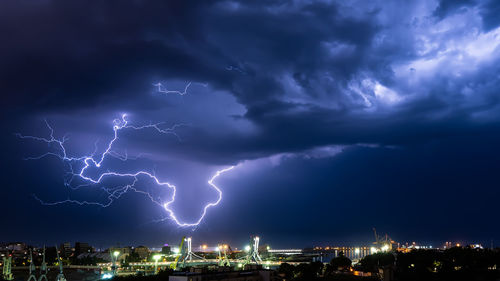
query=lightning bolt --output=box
[153,82,208,96]
[17,114,235,227]
[153,82,192,96]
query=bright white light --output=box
[244,245,251,252]
[153,255,161,261]
[101,273,113,280]
[172,248,180,254]
[113,251,119,257]
[381,245,389,252]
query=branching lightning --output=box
[17,114,235,227]
[153,82,208,96]
[153,82,192,96]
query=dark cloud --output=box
[2,0,500,246]
[480,0,500,31]
[433,0,476,18]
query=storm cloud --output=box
[1,0,500,246]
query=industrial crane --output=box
[169,236,186,270]
[373,228,394,251]
[217,244,231,267]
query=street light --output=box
[153,255,161,273]
[244,245,251,252]
[112,251,120,276]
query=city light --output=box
[153,255,161,261]
[244,245,251,252]
[113,251,119,257]
[101,273,113,280]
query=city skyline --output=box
[2,0,500,248]
[0,238,487,252]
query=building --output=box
[75,242,92,256]
[110,247,132,255]
[162,245,171,255]
[59,242,72,258]
[5,243,26,252]
[134,246,150,260]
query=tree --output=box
[293,261,324,281]
[278,262,295,280]
[329,251,352,271]
[358,253,395,273]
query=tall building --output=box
[59,242,72,258]
[134,246,150,260]
[75,242,91,256]
[162,245,171,255]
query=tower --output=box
[55,245,67,281]
[2,256,13,281]
[27,249,37,281]
[180,237,204,266]
[38,247,48,281]
[244,236,262,265]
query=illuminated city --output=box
[2,0,500,281]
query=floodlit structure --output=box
[170,236,186,270]
[38,247,48,281]
[373,228,396,251]
[181,237,204,263]
[244,236,262,265]
[27,249,37,281]
[2,256,13,281]
[170,237,205,270]
[217,244,231,267]
[55,245,67,281]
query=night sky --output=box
[1,0,500,249]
